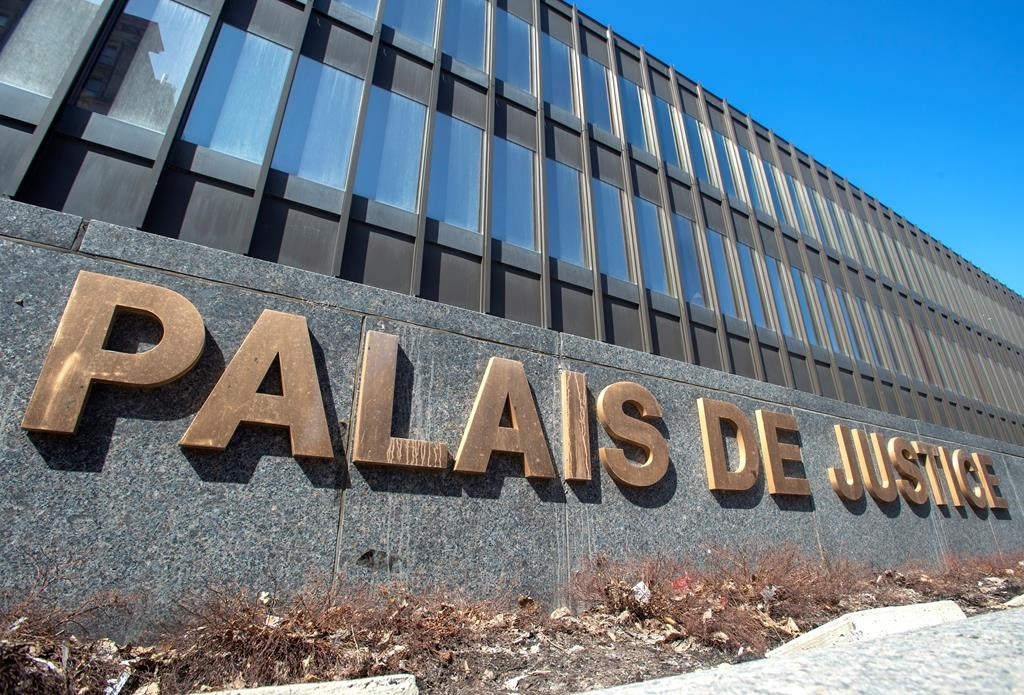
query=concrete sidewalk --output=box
[580,608,1024,694]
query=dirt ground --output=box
[2,548,1023,694]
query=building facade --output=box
[2,0,1024,446]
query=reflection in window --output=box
[785,174,812,237]
[790,266,820,346]
[684,114,711,185]
[672,214,705,306]
[77,0,208,134]
[706,229,737,317]
[491,137,535,250]
[272,57,362,189]
[813,277,842,353]
[739,147,766,213]
[545,158,586,267]
[763,160,788,224]
[354,87,426,212]
[825,198,850,257]
[443,0,485,70]
[541,33,573,113]
[737,244,767,328]
[592,178,630,282]
[182,25,290,163]
[835,287,864,361]
[427,113,482,232]
[495,8,531,93]
[383,0,437,46]
[808,189,830,244]
[336,0,379,19]
[618,76,649,152]
[711,130,737,198]
[765,256,795,338]
[653,97,680,169]
[581,55,612,132]
[634,197,672,295]
[857,296,882,366]
[0,0,103,98]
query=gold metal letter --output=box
[180,310,333,459]
[560,371,591,481]
[912,441,954,507]
[973,453,1009,510]
[755,410,810,496]
[698,398,759,492]
[596,382,669,487]
[453,357,555,478]
[935,446,966,508]
[887,436,929,505]
[22,271,205,434]
[351,331,447,469]
[951,449,986,509]
[856,431,898,503]
[829,425,864,501]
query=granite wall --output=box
[1,198,1022,639]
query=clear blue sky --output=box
[576,0,1024,297]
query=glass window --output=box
[495,8,531,93]
[813,277,842,353]
[427,113,482,232]
[873,304,901,372]
[739,147,765,213]
[591,178,630,282]
[808,188,830,244]
[785,174,811,237]
[336,0,378,19]
[182,25,290,164]
[684,114,713,185]
[835,287,864,362]
[541,32,573,113]
[443,0,485,70]
[711,130,737,198]
[765,256,795,338]
[634,197,672,295]
[706,229,737,317]
[763,160,788,224]
[618,76,649,152]
[545,158,586,267]
[383,0,437,46]
[790,266,820,346]
[653,97,680,169]
[856,296,882,366]
[737,243,767,328]
[272,57,363,189]
[353,86,426,212]
[672,213,705,306]
[0,0,103,98]
[491,136,535,250]
[825,198,850,257]
[581,55,611,132]
[76,0,208,134]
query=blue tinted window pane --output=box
[443,0,485,69]
[684,114,710,184]
[711,130,736,197]
[764,161,787,222]
[592,178,630,282]
[427,113,482,232]
[857,297,882,365]
[672,214,705,306]
[739,148,764,212]
[836,288,864,361]
[495,8,531,93]
[808,190,829,243]
[814,277,842,353]
[765,256,794,337]
[541,33,573,113]
[790,266,820,346]
[354,87,426,212]
[618,76,648,151]
[272,57,362,189]
[706,229,737,317]
[635,197,671,295]
[77,0,209,134]
[785,175,811,237]
[737,244,766,328]
[581,56,611,132]
[825,199,850,256]
[545,159,585,267]
[383,0,437,46]
[183,26,290,163]
[653,97,679,168]
[336,0,378,19]
[491,137,535,250]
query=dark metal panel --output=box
[420,243,482,310]
[668,179,695,219]
[546,122,583,169]
[701,196,725,230]
[789,353,814,392]
[373,45,433,104]
[491,264,543,326]
[305,14,372,76]
[495,99,537,149]
[691,323,722,370]
[341,222,414,293]
[539,3,573,44]
[815,360,838,399]
[728,333,756,379]
[0,122,34,193]
[589,143,623,188]
[437,73,487,127]
[500,0,534,22]
[603,297,644,352]
[224,0,305,47]
[250,197,340,274]
[615,48,642,83]
[145,169,253,252]
[760,344,787,386]
[578,28,608,66]
[551,280,596,338]
[650,311,685,360]
[630,161,660,204]
[859,373,881,411]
